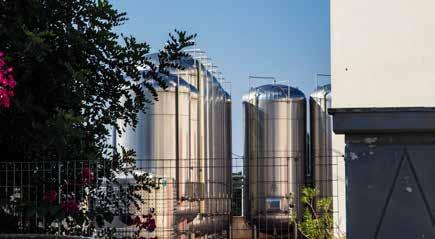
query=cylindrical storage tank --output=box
[189,82,199,200]
[309,84,333,199]
[213,80,229,231]
[116,73,199,238]
[224,91,232,217]
[192,64,213,235]
[108,174,176,239]
[213,79,224,217]
[205,70,214,218]
[197,62,207,205]
[191,67,230,236]
[176,82,200,225]
[243,84,306,233]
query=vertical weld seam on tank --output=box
[175,74,180,201]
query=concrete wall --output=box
[332,132,346,237]
[331,0,435,108]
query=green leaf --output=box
[103,211,114,223]
[48,205,61,216]
[96,214,105,227]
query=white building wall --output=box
[331,132,345,237]
[331,0,435,108]
[330,0,435,237]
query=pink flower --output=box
[0,88,10,108]
[0,52,15,108]
[82,167,95,184]
[146,218,156,232]
[0,52,4,68]
[132,215,141,225]
[61,200,79,213]
[0,88,7,97]
[6,74,15,88]
[43,190,58,204]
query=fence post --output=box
[253,225,257,239]
[57,160,62,235]
[293,221,298,239]
[228,224,232,239]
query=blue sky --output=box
[111,0,330,160]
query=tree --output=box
[0,0,195,237]
[0,0,195,162]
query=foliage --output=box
[0,51,16,108]
[0,148,162,238]
[293,187,334,239]
[0,0,195,237]
[0,0,195,162]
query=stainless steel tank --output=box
[117,73,199,238]
[110,174,177,239]
[172,55,232,236]
[243,84,306,233]
[224,91,232,217]
[212,78,229,232]
[117,53,232,237]
[213,78,223,218]
[309,84,333,199]
[190,65,231,236]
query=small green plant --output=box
[293,187,334,239]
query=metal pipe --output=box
[248,76,276,79]
[315,73,331,89]
[183,49,205,53]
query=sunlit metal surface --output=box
[243,84,306,234]
[310,84,333,199]
[117,53,231,237]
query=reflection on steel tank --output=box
[310,84,334,199]
[243,84,306,234]
[115,52,232,237]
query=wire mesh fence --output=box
[230,154,345,239]
[0,154,344,239]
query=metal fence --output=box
[0,160,170,238]
[0,155,345,239]
[230,155,345,239]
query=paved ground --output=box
[231,216,298,239]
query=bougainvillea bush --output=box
[0,52,15,108]
[0,0,195,237]
[1,148,160,238]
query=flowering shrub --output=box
[127,209,157,239]
[0,52,15,108]
[43,190,58,204]
[1,149,159,238]
[0,0,194,237]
